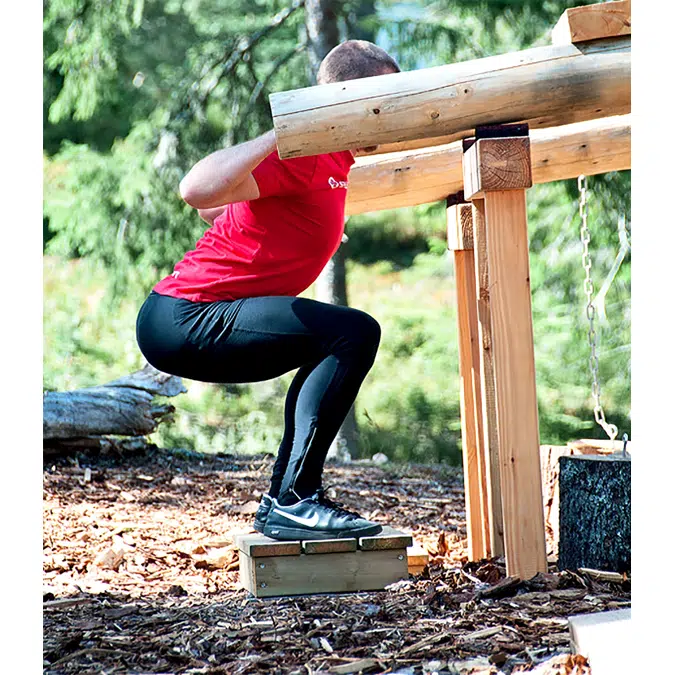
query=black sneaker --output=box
[262,488,382,541]
[253,494,273,533]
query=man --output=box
[136,40,400,541]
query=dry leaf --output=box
[194,547,238,571]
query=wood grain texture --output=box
[359,526,413,551]
[463,138,532,199]
[271,37,629,159]
[552,1,631,45]
[482,191,547,579]
[447,203,474,251]
[471,200,504,558]
[245,549,408,597]
[406,545,429,567]
[234,534,302,558]
[454,249,488,560]
[302,538,358,555]
[345,115,630,215]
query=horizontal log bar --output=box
[271,37,630,160]
[345,114,630,215]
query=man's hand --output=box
[179,130,277,209]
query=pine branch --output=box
[197,0,306,107]
[233,41,307,139]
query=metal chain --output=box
[578,175,618,441]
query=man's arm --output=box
[179,130,277,209]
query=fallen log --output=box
[43,365,186,451]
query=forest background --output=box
[42,0,632,465]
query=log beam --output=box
[271,37,629,160]
[345,114,630,215]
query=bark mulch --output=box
[43,448,630,675]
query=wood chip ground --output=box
[43,450,630,674]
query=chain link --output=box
[578,175,618,441]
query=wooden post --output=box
[447,198,490,559]
[462,126,547,579]
[471,199,505,558]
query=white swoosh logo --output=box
[275,510,320,527]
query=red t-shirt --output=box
[153,149,355,302]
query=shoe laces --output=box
[315,487,362,520]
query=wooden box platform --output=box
[235,526,416,597]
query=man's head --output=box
[317,39,400,85]
[317,40,400,154]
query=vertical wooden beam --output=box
[463,129,547,579]
[471,199,504,558]
[448,200,489,559]
[482,190,547,578]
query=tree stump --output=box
[558,454,631,573]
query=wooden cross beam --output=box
[270,37,629,160]
[346,114,630,215]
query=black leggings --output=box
[136,292,380,502]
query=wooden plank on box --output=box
[302,538,357,555]
[552,1,631,45]
[482,190,547,578]
[235,533,302,558]
[359,526,413,551]
[249,549,408,597]
[569,608,631,675]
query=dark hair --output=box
[317,40,400,84]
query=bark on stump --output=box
[558,454,631,573]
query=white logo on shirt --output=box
[171,270,180,278]
[328,176,348,190]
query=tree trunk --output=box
[558,454,631,573]
[43,364,186,453]
[306,0,360,462]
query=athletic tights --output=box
[136,291,380,504]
